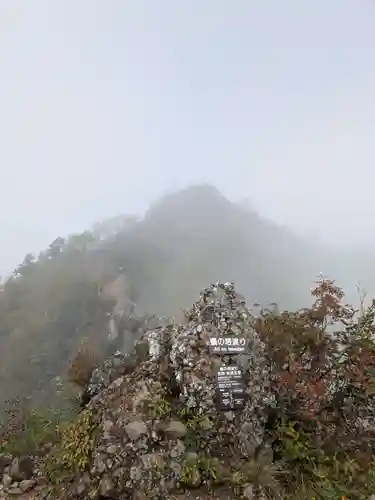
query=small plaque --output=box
[216,364,246,411]
[209,336,247,355]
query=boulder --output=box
[9,457,34,482]
[80,352,138,407]
[0,456,11,476]
[19,479,36,493]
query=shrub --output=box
[257,275,375,498]
[44,408,98,484]
[0,398,62,456]
[67,340,101,388]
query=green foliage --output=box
[177,407,211,450]
[180,455,219,487]
[0,405,62,456]
[44,408,98,484]
[144,395,172,420]
[0,228,116,414]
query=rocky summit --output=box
[40,282,275,500]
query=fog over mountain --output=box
[1,183,375,413]
[1,1,375,418]
[2,5,375,497]
[1,2,375,276]
[109,185,375,312]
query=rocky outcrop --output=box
[81,316,173,406]
[44,282,274,499]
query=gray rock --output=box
[170,440,186,459]
[170,281,273,458]
[164,420,187,439]
[0,456,12,475]
[102,420,113,433]
[2,474,12,488]
[7,487,23,496]
[243,484,255,499]
[81,314,170,407]
[75,481,86,497]
[99,474,116,498]
[81,352,133,406]
[130,466,142,482]
[91,453,106,476]
[9,457,34,481]
[19,479,36,493]
[124,421,148,441]
[200,417,213,430]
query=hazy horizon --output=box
[1,1,375,274]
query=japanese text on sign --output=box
[216,364,246,410]
[209,336,247,354]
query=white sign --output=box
[209,336,247,354]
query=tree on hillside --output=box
[47,237,65,259]
[13,253,36,278]
[0,228,119,413]
[255,276,375,497]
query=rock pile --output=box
[43,282,275,499]
[170,282,274,458]
[0,455,43,498]
[81,317,173,407]
[80,351,138,407]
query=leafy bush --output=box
[44,408,98,484]
[67,340,101,388]
[257,276,375,498]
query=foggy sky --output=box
[1,1,375,275]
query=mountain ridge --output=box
[0,184,371,413]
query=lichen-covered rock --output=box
[170,282,274,457]
[80,351,137,407]
[81,317,174,407]
[43,282,274,499]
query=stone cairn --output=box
[0,455,42,498]
[170,281,274,458]
[43,282,275,499]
